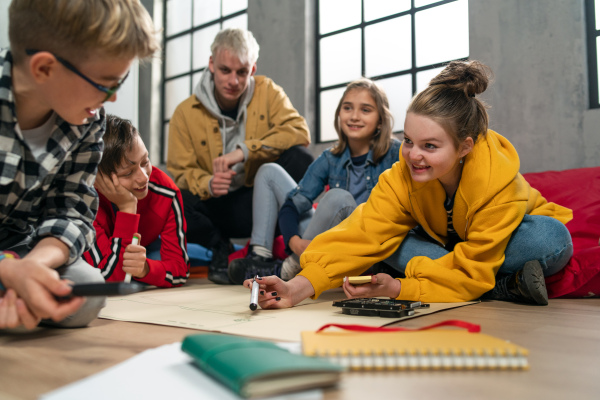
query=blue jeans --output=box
[251,163,357,251]
[383,215,573,277]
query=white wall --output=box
[103,62,139,128]
[0,0,10,48]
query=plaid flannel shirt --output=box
[0,49,105,264]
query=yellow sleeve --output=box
[299,164,417,298]
[167,105,213,200]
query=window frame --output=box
[315,0,468,143]
[160,1,248,163]
[585,0,600,109]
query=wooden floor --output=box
[1,296,599,400]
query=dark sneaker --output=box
[228,253,282,285]
[484,260,548,305]
[511,260,549,305]
[208,242,233,285]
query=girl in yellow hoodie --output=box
[244,60,573,307]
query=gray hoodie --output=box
[193,69,255,192]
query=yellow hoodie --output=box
[299,130,572,302]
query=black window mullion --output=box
[410,0,417,95]
[586,0,599,109]
[361,0,366,77]
[315,1,322,143]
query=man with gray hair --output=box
[168,28,313,284]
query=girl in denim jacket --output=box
[228,79,401,284]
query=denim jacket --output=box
[287,138,401,214]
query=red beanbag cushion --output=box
[523,167,600,298]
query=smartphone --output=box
[62,282,146,298]
[344,276,373,285]
[332,298,429,318]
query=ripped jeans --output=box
[250,163,356,251]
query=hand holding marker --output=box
[124,233,141,283]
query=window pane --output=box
[415,0,469,67]
[596,0,600,30]
[193,25,220,70]
[416,66,444,93]
[364,0,411,22]
[376,74,413,132]
[319,0,361,35]
[222,0,248,16]
[415,0,443,7]
[222,13,248,30]
[167,0,192,36]
[166,35,191,78]
[320,87,346,142]
[365,15,411,77]
[104,61,139,127]
[320,29,362,87]
[164,75,191,120]
[194,0,220,26]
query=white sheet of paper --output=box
[40,342,321,400]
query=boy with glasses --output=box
[0,0,159,330]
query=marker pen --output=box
[124,233,141,283]
[250,275,260,311]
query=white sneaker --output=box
[281,255,302,281]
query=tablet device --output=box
[332,298,429,318]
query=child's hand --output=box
[213,149,244,173]
[342,273,401,299]
[0,288,41,329]
[94,172,137,213]
[242,275,315,309]
[289,236,311,257]
[0,258,85,322]
[123,235,149,278]
[210,170,236,197]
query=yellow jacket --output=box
[167,75,310,200]
[299,130,572,302]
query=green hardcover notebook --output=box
[181,334,343,399]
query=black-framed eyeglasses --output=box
[25,49,129,103]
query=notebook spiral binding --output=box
[314,348,529,371]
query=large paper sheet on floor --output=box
[99,281,477,342]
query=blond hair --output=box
[9,0,160,64]
[211,28,260,66]
[407,60,492,148]
[331,78,394,164]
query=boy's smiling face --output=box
[33,52,132,126]
[114,134,152,200]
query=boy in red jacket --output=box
[85,115,190,287]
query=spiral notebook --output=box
[301,320,529,371]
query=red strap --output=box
[316,320,481,333]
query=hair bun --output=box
[429,60,492,98]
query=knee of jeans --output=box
[543,241,574,276]
[256,163,283,181]
[320,189,356,209]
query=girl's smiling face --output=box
[402,112,472,196]
[115,134,152,200]
[338,88,381,156]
